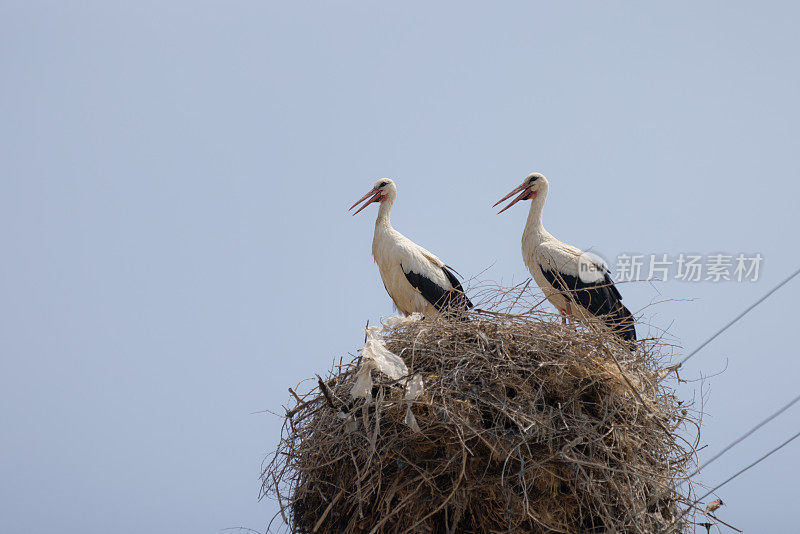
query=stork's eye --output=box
[378,181,388,188]
[529,176,538,183]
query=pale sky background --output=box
[2,2,799,533]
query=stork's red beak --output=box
[349,188,384,216]
[493,183,537,214]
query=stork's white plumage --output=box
[349,179,472,317]
[494,173,636,341]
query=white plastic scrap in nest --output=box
[403,373,424,433]
[349,314,425,432]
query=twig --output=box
[288,387,303,404]
[285,395,321,418]
[707,513,742,533]
[316,374,338,410]
[313,489,344,532]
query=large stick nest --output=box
[263,287,699,533]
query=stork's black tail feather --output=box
[606,303,637,342]
[440,266,473,312]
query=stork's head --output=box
[493,172,549,214]
[349,178,397,215]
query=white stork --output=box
[494,172,636,341]
[349,178,472,317]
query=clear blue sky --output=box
[2,2,799,532]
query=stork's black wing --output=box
[541,266,636,341]
[403,264,473,313]
[442,266,474,309]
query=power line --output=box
[698,391,800,472]
[636,266,800,532]
[663,429,800,533]
[677,266,800,368]
[696,429,800,503]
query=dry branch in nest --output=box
[262,285,700,533]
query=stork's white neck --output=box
[374,195,395,229]
[522,190,552,243]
